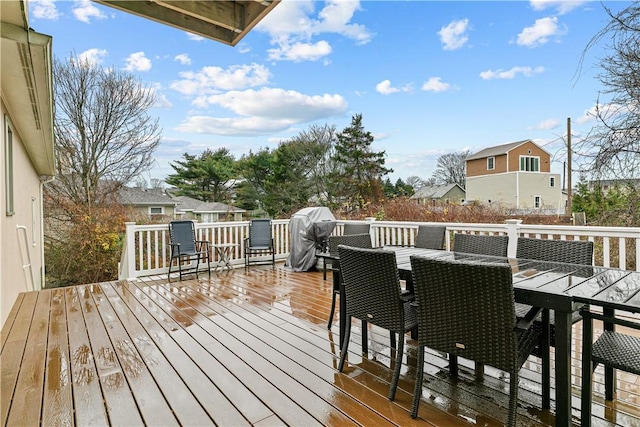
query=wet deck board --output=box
[2,266,640,426]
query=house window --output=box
[149,206,164,215]
[534,196,541,209]
[549,177,555,187]
[520,155,540,172]
[487,156,495,170]
[5,115,14,216]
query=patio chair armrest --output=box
[515,306,543,332]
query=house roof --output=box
[171,195,245,214]
[1,0,55,176]
[93,0,280,46]
[411,183,465,199]
[119,187,178,206]
[466,139,549,161]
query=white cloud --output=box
[124,52,152,72]
[176,87,347,136]
[438,19,470,51]
[529,1,590,15]
[73,0,106,23]
[376,80,400,95]
[375,80,412,95]
[268,40,332,62]
[422,77,451,92]
[30,0,60,20]
[171,64,271,95]
[148,84,173,109]
[78,48,108,65]
[575,102,621,125]
[479,66,545,80]
[174,54,191,66]
[186,32,205,42]
[194,88,347,119]
[258,0,372,62]
[529,118,561,130]
[575,105,598,125]
[517,16,566,47]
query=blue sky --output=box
[28,0,630,185]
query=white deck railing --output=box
[119,219,640,279]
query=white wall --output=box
[466,171,563,213]
[1,101,45,325]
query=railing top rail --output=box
[518,223,640,236]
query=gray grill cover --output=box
[285,207,336,272]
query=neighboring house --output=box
[1,0,55,324]
[586,178,640,193]
[170,194,246,222]
[465,139,563,214]
[410,183,466,205]
[119,186,178,220]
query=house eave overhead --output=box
[93,0,280,46]
[1,1,55,176]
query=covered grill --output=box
[285,207,336,272]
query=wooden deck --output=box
[2,264,639,426]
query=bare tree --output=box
[578,3,640,178]
[50,54,161,204]
[406,175,434,191]
[431,151,470,188]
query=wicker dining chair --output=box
[514,237,594,409]
[580,306,640,426]
[326,233,372,329]
[337,245,418,401]
[409,256,541,425]
[514,237,594,349]
[342,222,370,235]
[516,237,594,265]
[414,225,446,250]
[452,233,509,257]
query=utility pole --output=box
[566,117,572,217]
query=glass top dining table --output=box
[324,245,640,427]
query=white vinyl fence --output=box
[119,219,640,279]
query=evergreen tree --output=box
[330,114,392,211]
[166,148,237,202]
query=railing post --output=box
[505,219,522,258]
[125,222,137,280]
[365,217,377,246]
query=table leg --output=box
[338,273,346,350]
[603,307,616,400]
[554,310,573,427]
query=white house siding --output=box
[466,173,518,207]
[1,102,46,325]
[517,172,563,213]
[466,172,563,213]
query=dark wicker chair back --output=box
[328,233,372,256]
[415,225,446,250]
[409,256,540,425]
[326,233,372,329]
[337,245,418,401]
[342,222,370,235]
[516,237,593,265]
[453,233,508,257]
